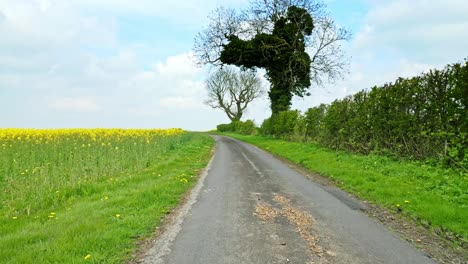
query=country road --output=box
[141,136,436,264]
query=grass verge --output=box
[223,133,467,244]
[0,132,214,263]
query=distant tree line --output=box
[244,59,468,169]
[217,120,257,135]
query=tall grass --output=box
[0,128,186,217]
[0,129,214,263]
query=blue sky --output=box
[1,0,467,130]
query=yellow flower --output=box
[50,212,56,215]
[404,200,410,203]
[115,214,121,218]
[396,204,400,207]
[84,254,92,260]
[104,196,109,200]
[12,216,17,220]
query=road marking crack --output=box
[241,152,264,177]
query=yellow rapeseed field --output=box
[0,128,186,218]
[0,129,214,263]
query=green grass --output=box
[224,133,468,242]
[0,130,214,263]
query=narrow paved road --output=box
[142,136,435,264]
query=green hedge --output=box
[217,120,257,135]
[260,59,468,169]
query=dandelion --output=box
[396,204,400,207]
[50,212,56,215]
[404,200,410,203]
[84,254,92,260]
[115,214,121,218]
[12,216,17,220]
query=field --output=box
[0,129,214,263]
[224,134,468,245]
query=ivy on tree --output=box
[194,0,351,115]
[220,6,313,113]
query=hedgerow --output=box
[259,59,468,169]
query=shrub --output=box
[216,120,257,135]
[259,110,299,139]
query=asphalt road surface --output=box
[141,136,436,264]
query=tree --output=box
[220,6,313,113]
[194,0,351,113]
[205,67,264,121]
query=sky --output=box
[0,0,467,131]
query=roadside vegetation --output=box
[0,129,214,263]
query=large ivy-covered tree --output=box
[220,6,313,113]
[194,0,350,114]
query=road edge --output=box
[130,147,216,264]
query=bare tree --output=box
[205,67,264,121]
[194,0,351,85]
[194,7,245,66]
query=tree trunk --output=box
[269,82,292,114]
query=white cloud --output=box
[49,97,101,113]
[353,0,468,64]
[0,0,117,51]
[301,0,468,110]
[160,96,200,109]
[2,0,466,130]
[71,0,249,24]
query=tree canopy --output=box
[220,6,313,113]
[194,0,350,114]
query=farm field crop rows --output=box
[0,129,214,263]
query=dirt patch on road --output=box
[255,203,278,222]
[274,195,325,258]
[255,195,335,262]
